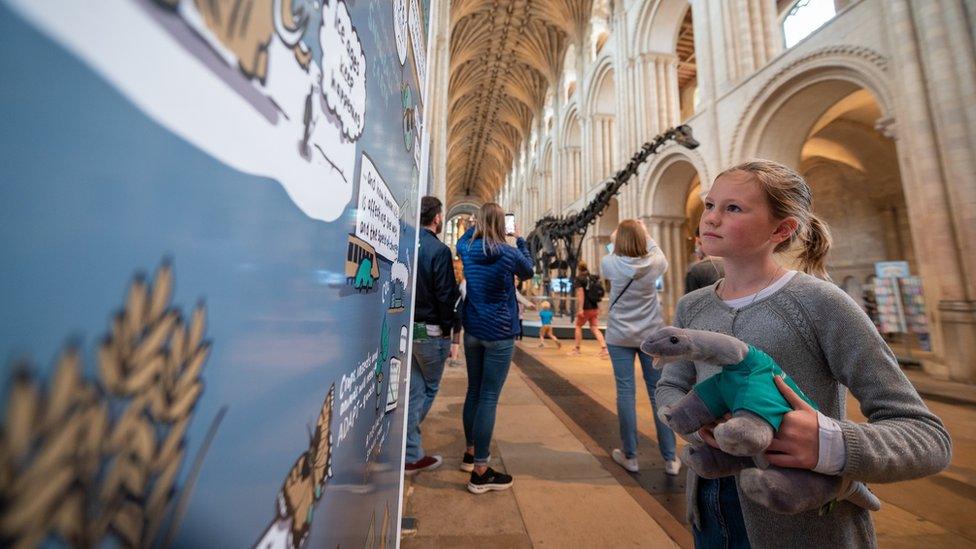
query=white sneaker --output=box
[665,458,681,476]
[612,449,639,473]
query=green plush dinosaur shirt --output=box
[693,345,818,430]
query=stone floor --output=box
[401,339,976,548]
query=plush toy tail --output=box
[842,480,881,512]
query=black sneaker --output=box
[467,467,513,494]
[460,452,491,472]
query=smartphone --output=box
[605,243,614,253]
[504,213,516,235]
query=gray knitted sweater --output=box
[656,272,951,548]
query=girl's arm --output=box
[813,285,951,483]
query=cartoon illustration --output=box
[153,0,313,82]
[401,83,415,151]
[374,316,390,412]
[346,235,380,292]
[362,501,392,549]
[373,314,390,412]
[136,0,367,221]
[0,261,212,548]
[385,357,401,414]
[388,260,409,312]
[255,384,335,548]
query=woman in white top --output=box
[600,219,679,475]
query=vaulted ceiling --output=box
[448,0,594,204]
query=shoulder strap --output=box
[610,278,635,310]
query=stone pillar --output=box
[572,147,582,199]
[580,115,593,191]
[639,53,681,137]
[883,0,976,381]
[591,114,617,181]
[559,148,569,209]
[878,206,904,261]
[645,215,688,321]
[718,0,782,85]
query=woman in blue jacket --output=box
[456,202,534,494]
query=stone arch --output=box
[561,106,583,199]
[583,55,617,116]
[640,144,711,210]
[585,57,618,183]
[639,147,708,320]
[731,53,927,360]
[731,46,893,163]
[446,200,480,221]
[631,0,690,55]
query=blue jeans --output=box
[606,344,676,461]
[462,333,515,465]
[693,477,751,549]
[405,337,451,463]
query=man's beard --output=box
[433,221,443,234]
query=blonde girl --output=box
[656,160,950,548]
[537,301,560,348]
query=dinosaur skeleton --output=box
[525,125,699,304]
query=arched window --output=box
[563,45,578,100]
[589,0,611,59]
[782,0,836,48]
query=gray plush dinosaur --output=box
[641,326,881,515]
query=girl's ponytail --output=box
[798,214,832,279]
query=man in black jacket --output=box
[404,196,461,474]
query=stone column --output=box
[572,147,583,199]
[580,115,593,191]
[645,215,687,321]
[640,53,681,137]
[883,0,976,381]
[718,0,782,85]
[425,0,451,202]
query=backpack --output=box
[584,274,605,304]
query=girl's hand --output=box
[764,375,820,469]
[698,413,732,449]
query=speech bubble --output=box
[393,0,408,65]
[321,0,367,140]
[408,0,426,96]
[356,154,400,261]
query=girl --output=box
[537,301,561,348]
[656,160,950,548]
[456,202,535,494]
[600,219,679,475]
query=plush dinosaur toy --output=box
[640,326,881,515]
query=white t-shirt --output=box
[721,270,797,309]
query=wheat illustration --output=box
[0,260,211,548]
